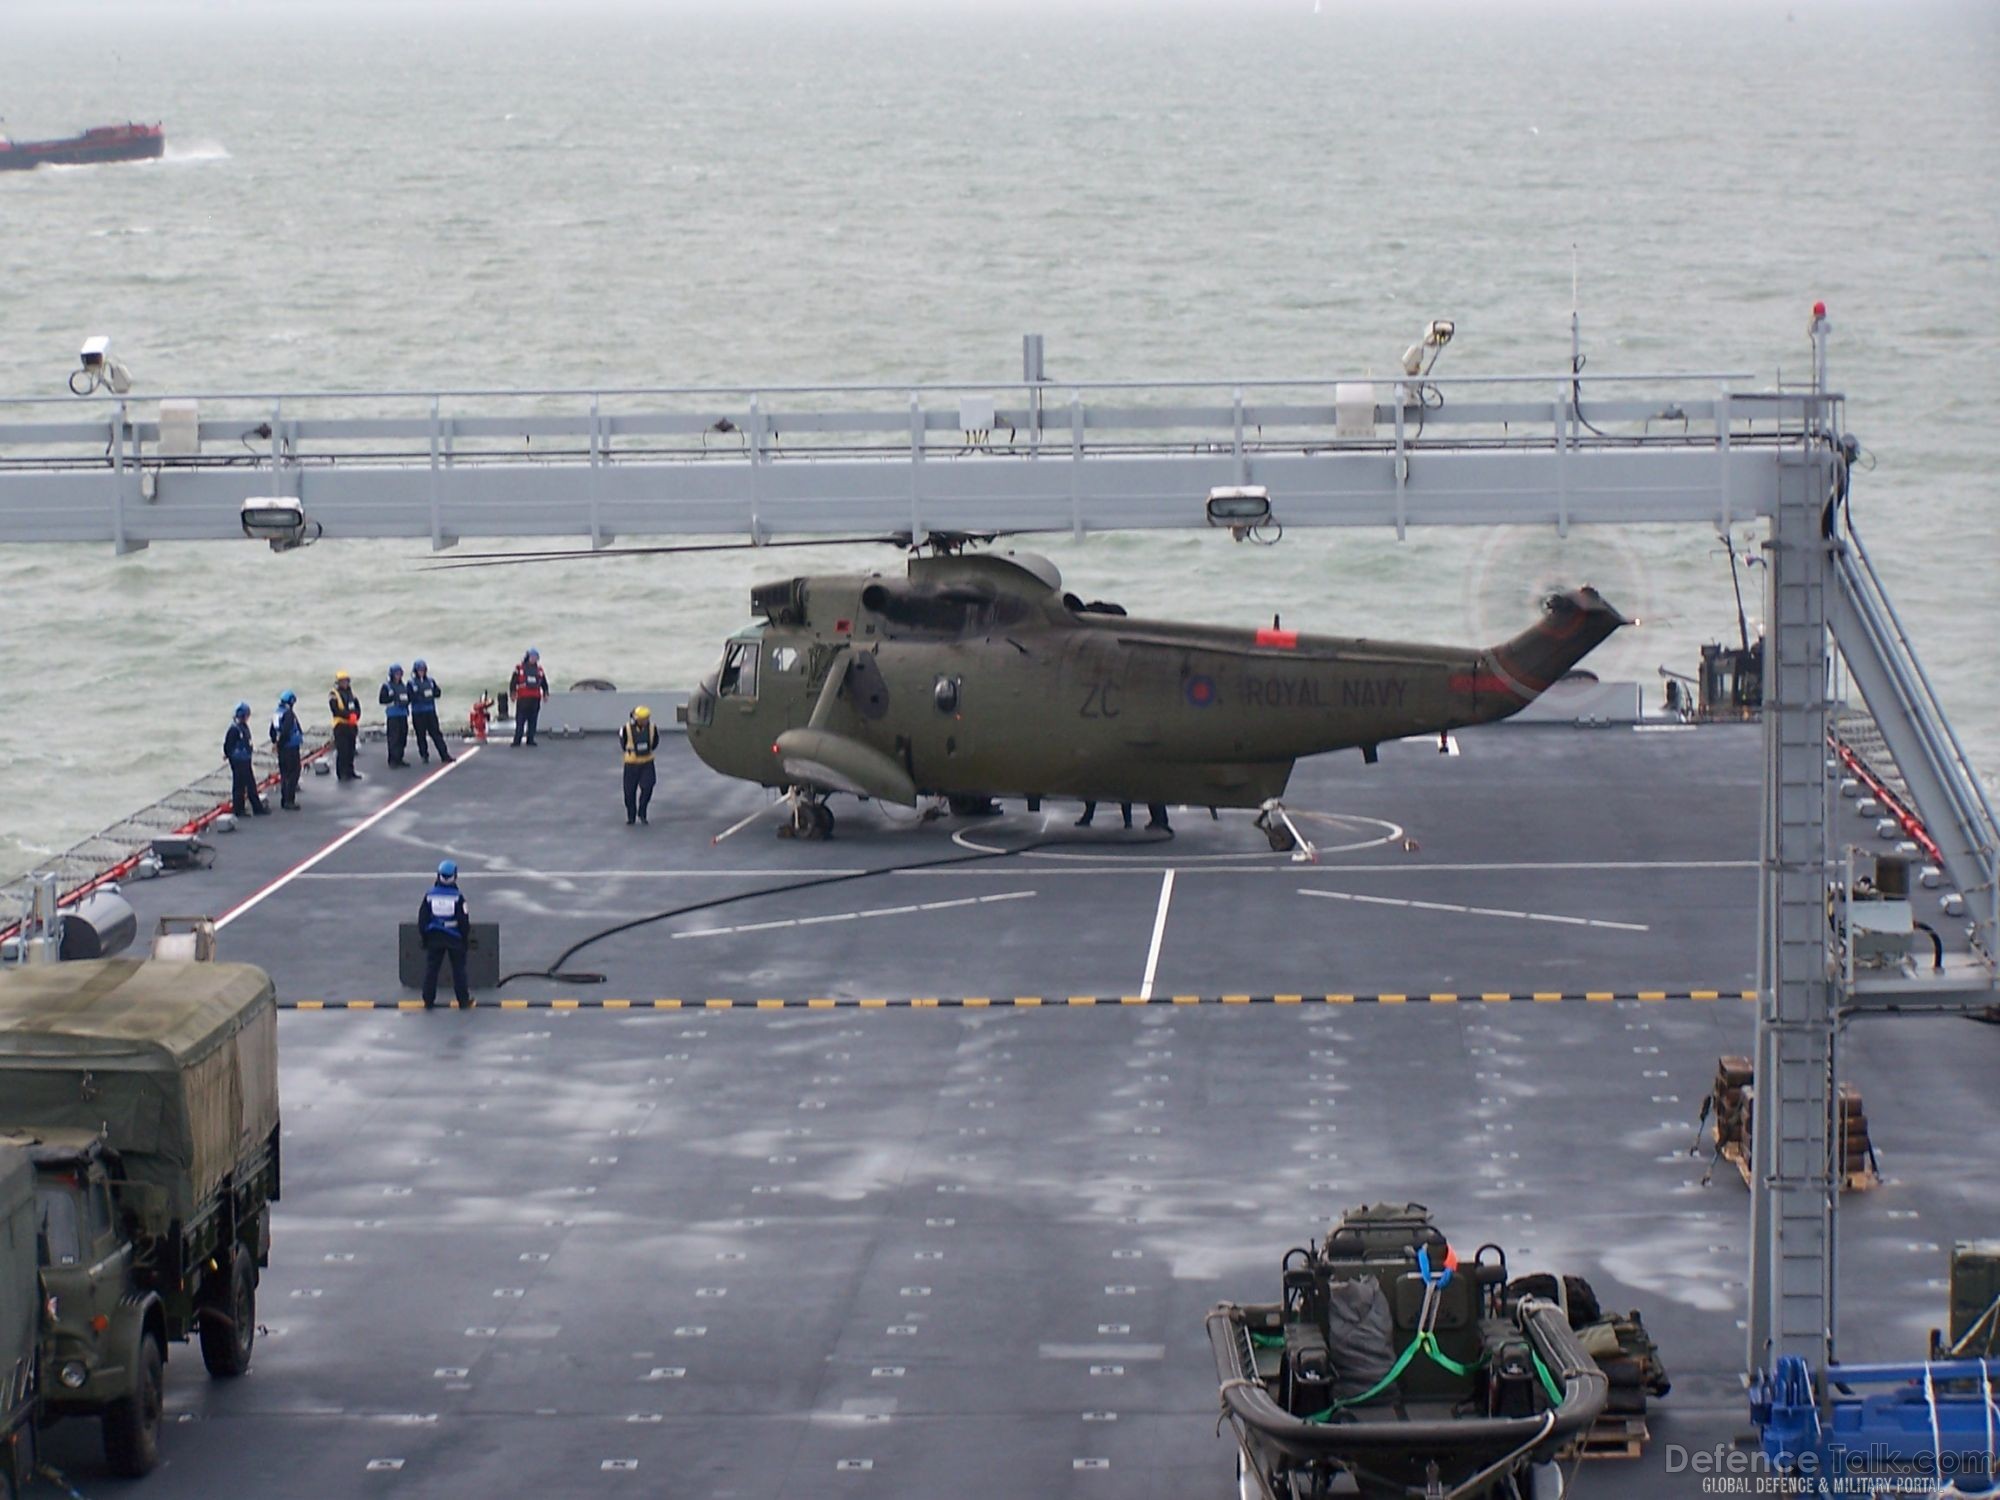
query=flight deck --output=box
[25,720,1999,1498]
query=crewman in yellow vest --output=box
[329,670,363,781]
[620,705,659,825]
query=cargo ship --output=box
[0,121,164,171]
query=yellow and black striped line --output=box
[283,988,1757,1012]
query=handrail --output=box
[0,369,1765,408]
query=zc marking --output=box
[1079,682,1121,719]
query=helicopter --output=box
[663,542,1628,845]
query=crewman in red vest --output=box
[509,648,548,747]
[328,669,363,781]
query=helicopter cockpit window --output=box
[770,646,801,674]
[718,639,760,699]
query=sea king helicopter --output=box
[439,524,1627,849]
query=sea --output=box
[1,0,1996,883]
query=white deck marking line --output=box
[672,889,1034,940]
[292,869,872,880]
[1139,870,1175,1001]
[215,749,482,930]
[291,857,1753,882]
[907,858,1754,877]
[1298,887,1649,932]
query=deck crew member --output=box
[620,705,660,825]
[1075,801,1133,829]
[510,648,548,747]
[418,860,473,1010]
[269,690,304,810]
[329,670,363,781]
[223,702,269,817]
[409,659,454,764]
[379,664,413,768]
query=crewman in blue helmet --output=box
[379,664,413,768]
[269,690,304,810]
[223,702,269,817]
[408,659,454,765]
[418,860,473,1010]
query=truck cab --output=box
[7,1129,168,1479]
[0,959,283,1481]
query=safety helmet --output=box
[633,705,652,720]
[525,648,540,660]
[279,689,296,706]
[335,668,350,680]
[234,701,251,717]
[389,663,404,676]
[412,658,427,671]
[436,860,458,882]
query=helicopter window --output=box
[933,676,960,714]
[771,646,801,673]
[718,640,760,699]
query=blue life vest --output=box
[421,883,466,941]
[410,675,444,712]
[270,707,303,750]
[380,679,412,718]
[224,721,255,764]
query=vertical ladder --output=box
[1747,446,1839,1372]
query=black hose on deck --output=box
[497,826,1173,987]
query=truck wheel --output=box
[102,1335,164,1477]
[200,1245,258,1378]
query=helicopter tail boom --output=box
[1468,586,1629,718]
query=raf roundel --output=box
[1184,674,1218,708]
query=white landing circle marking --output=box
[951,810,1403,863]
[1298,887,1650,932]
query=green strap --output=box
[1423,1333,1485,1378]
[1305,1332,1488,1421]
[1530,1347,1566,1407]
[1249,1332,1286,1349]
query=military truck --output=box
[2,1147,36,1500]
[0,960,281,1479]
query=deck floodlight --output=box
[1400,318,1456,378]
[240,495,313,551]
[1206,485,1272,528]
[71,335,133,395]
[1206,485,1282,544]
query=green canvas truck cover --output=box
[0,961,278,1219]
[1,1145,33,1427]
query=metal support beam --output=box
[0,376,1804,546]
[1828,538,2000,961]
[1747,445,1839,1374]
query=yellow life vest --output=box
[621,720,658,765]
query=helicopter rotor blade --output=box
[421,526,1064,572]
[420,536,902,572]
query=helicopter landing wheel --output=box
[788,799,835,841]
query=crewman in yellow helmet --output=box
[620,704,659,825]
[328,670,363,782]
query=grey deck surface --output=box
[31,723,2000,1498]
